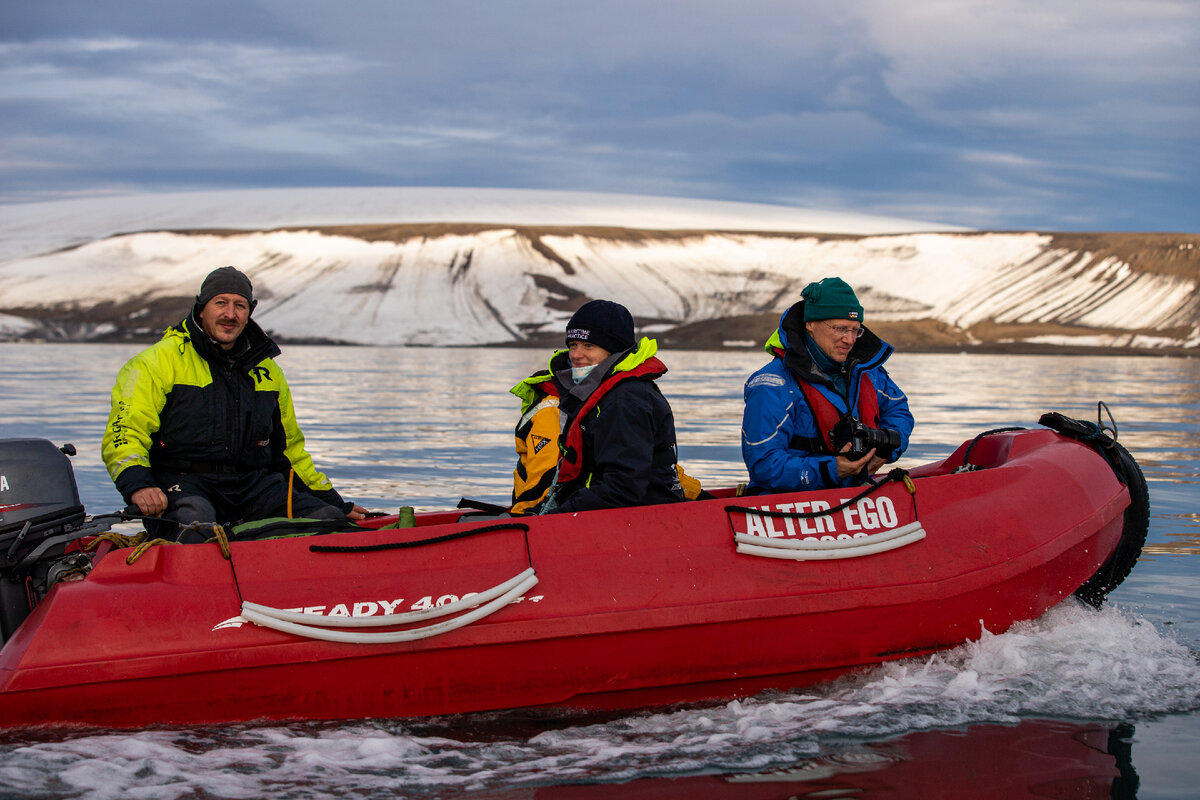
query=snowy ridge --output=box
[0,189,1196,350]
[0,187,963,263]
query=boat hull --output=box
[0,428,1135,729]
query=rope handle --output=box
[309,521,530,554]
[243,567,537,629]
[108,522,231,564]
[735,522,927,561]
[239,568,539,644]
[953,427,1026,473]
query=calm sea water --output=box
[1,343,1198,799]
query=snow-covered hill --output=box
[1,189,1196,351]
[0,187,963,263]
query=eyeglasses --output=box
[822,321,865,340]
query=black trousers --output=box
[152,468,345,542]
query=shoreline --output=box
[2,335,1194,358]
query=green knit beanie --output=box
[801,277,863,322]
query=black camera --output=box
[833,416,901,461]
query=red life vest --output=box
[795,373,882,454]
[552,356,667,485]
[768,345,883,454]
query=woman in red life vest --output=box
[510,300,685,514]
[741,277,914,493]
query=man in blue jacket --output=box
[741,277,913,493]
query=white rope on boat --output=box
[735,522,926,561]
[736,521,922,551]
[239,567,538,643]
[243,567,536,628]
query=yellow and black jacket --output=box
[101,312,345,510]
[510,390,562,515]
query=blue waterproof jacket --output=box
[741,302,914,493]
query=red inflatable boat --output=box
[0,414,1148,729]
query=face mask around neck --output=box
[571,364,597,384]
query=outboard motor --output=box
[0,439,95,643]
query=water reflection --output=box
[1143,523,1200,556]
[469,719,1138,800]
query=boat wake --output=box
[2,599,1198,800]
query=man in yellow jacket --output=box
[102,266,366,540]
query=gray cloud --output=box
[1,0,1196,231]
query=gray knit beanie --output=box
[196,266,255,310]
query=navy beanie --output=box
[196,266,255,310]
[565,300,636,354]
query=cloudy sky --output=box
[2,0,1197,232]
